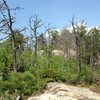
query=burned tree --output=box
[0,0,23,72]
[29,14,42,66]
[71,17,86,81]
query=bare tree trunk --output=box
[12,36,17,72]
[76,38,82,81]
[29,14,42,67]
[2,0,18,72]
[71,18,85,82]
[34,32,38,66]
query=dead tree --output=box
[0,0,23,72]
[29,14,42,66]
[71,17,86,81]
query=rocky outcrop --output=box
[28,82,100,100]
[38,49,76,58]
[52,50,64,56]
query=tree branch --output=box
[0,34,11,41]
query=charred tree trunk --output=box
[29,14,42,67]
[12,34,17,72]
[34,28,38,66]
[71,17,85,82]
[75,37,82,81]
[2,0,18,72]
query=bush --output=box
[0,80,3,97]
[1,50,99,98]
[1,70,48,97]
[80,66,94,84]
[17,50,35,72]
[1,71,35,95]
[43,68,57,79]
[33,79,47,93]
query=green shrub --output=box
[2,71,35,95]
[2,81,16,94]
[80,66,93,84]
[43,68,57,78]
[17,50,35,72]
[0,80,3,96]
[33,79,47,93]
[1,51,99,98]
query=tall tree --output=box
[71,17,86,81]
[86,28,100,68]
[29,14,42,66]
[0,0,25,72]
[0,0,17,72]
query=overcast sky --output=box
[6,0,100,29]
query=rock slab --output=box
[28,82,100,100]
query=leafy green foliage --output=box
[0,71,47,96]
[0,19,100,99]
[17,50,35,72]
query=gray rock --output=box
[28,82,100,100]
